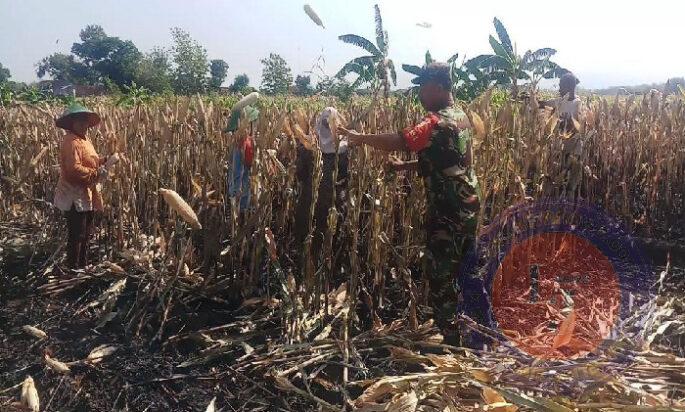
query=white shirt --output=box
[548,96,581,121]
[315,107,348,154]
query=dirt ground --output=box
[1,221,684,411]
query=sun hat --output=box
[55,103,101,131]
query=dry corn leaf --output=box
[386,390,418,412]
[545,114,559,136]
[552,309,577,349]
[264,227,277,262]
[30,146,48,167]
[471,369,493,383]
[482,387,518,412]
[470,111,486,139]
[22,325,48,340]
[102,261,125,275]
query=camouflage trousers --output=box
[425,215,494,343]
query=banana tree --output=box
[337,4,396,98]
[475,18,568,96]
[402,51,496,102]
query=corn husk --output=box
[470,111,486,139]
[21,376,40,412]
[303,4,325,28]
[22,325,48,340]
[102,261,125,275]
[45,354,71,374]
[159,188,202,230]
[232,92,260,113]
[30,146,48,167]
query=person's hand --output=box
[105,153,120,168]
[386,155,406,172]
[97,166,108,180]
[338,126,364,146]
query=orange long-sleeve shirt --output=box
[54,132,106,212]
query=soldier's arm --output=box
[338,128,408,152]
[388,157,418,171]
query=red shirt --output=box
[243,136,254,167]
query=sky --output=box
[1,0,683,89]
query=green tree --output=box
[0,62,10,83]
[316,76,354,101]
[228,74,251,93]
[36,53,89,83]
[135,48,173,93]
[473,18,568,96]
[337,4,396,98]
[294,74,313,96]
[72,25,142,86]
[37,25,141,87]
[260,53,293,95]
[170,27,209,95]
[208,59,229,90]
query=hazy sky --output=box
[1,0,682,89]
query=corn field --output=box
[1,93,684,313]
[2,93,685,410]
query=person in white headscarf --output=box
[296,107,348,260]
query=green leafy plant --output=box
[337,4,396,98]
[17,87,54,104]
[116,82,152,107]
[474,18,568,96]
[0,83,14,107]
[402,51,495,102]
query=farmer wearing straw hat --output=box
[54,103,116,269]
[339,62,493,346]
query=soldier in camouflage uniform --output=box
[339,63,493,344]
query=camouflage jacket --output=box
[402,106,480,233]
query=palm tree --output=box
[336,4,396,98]
[474,18,568,96]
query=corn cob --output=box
[22,325,48,340]
[45,354,71,374]
[303,4,325,28]
[21,376,40,412]
[159,188,202,230]
[87,344,118,364]
[232,92,260,113]
[205,397,217,412]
